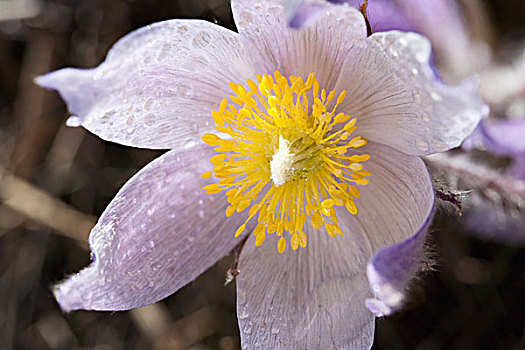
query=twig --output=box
[0,172,94,248]
[425,153,525,211]
[359,0,372,37]
[224,234,249,286]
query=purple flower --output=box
[464,117,525,180]
[36,0,487,348]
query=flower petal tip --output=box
[33,68,84,90]
[365,298,394,317]
[52,266,96,313]
[366,264,406,317]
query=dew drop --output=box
[149,240,155,248]
[66,116,82,127]
[239,11,254,23]
[183,139,196,149]
[417,139,429,152]
[144,113,156,126]
[243,323,253,334]
[238,306,249,319]
[411,91,421,103]
[431,91,442,101]
[271,326,280,334]
[268,6,281,15]
[144,98,154,110]
[192,31,212,49]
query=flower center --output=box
[201,71,370,253]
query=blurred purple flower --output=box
[464,117,525,180]
[36,0,487,348]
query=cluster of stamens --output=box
[201,71,370,253]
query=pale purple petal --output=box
[232,0,366,89]
[236,229,375,350]
[36,20,255,150]
[335,142,435,316]
[334,31,488,156]
[54,146,249,311]
[287,1,329,29]
[236,142,434,348]
[464,117,525,180]
[364,0,415,33]
[477,117,525,155]
[365,206,433,316]
[460,124,485,152]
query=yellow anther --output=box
[290,233,299,251]
[201,171,213,179]
[203,184,222,194]
[202,133,221,145]
[202,71,371,253]
[235,224,246,237]
[277,236,287,254]
[255,229,266,246]
[298,231,307,248]
[345,200,357,215]
[321,199,335,209]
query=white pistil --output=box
[270,135,295,187]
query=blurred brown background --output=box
[0,0,524,349]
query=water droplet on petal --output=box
[417,139,429,152]
[243,323,252,334]
[66,116,82,127]
[184,139,196,149]
[431,91,443,101]
[144,113,156,126]
[238,306,249,319]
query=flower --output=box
[36,0,487,348]
[460,116,525,245]
[464,117,525,180]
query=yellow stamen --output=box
[202,71,370,253]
